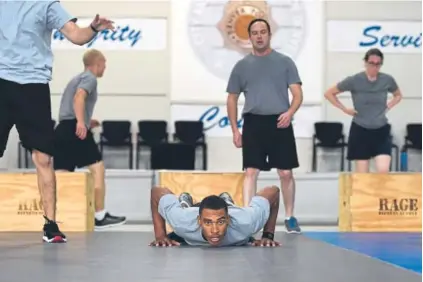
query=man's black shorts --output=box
[347,121,392,160]
[54,119,102,171]
[242,113,299,171]
[0,77,55,157]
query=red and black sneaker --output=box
[42,216,67,243]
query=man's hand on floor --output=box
[249,238,281,247]
[149,236,180,247]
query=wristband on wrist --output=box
[90,24,99,33]
[262,232,274,241]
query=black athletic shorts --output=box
[54,119,102,171]
[347,122,392,161]
[0,77,55,157]
[242,113,299,171]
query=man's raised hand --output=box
[91,14,114,31]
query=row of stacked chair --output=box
[312,122,422,172]
[18,120,207,170]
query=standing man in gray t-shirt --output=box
[54,49,126,230]
[226,19,303,234]
[0,1,114,243]
[324,48,403,172]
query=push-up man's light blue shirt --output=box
[0,1,76,84]
[158,194,270,246]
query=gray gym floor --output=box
[0,232,420,282]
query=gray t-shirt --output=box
[58,70,98,127]
[158,194,270,246]
[337,72,398,129]
[226,50,302,115]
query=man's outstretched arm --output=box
[46,2,114,46]
[256,186,280,237]
[245,186,280,246]
[150,186,173,239]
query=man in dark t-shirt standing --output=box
[226,18,303,233]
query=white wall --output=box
[1,0,421,173]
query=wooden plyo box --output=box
[157,171,245,206]
[157,171,245,233]
[0,172,94,232]
[339,173,422,232]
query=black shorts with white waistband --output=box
[53,119,102,171]
[241,113,299,171]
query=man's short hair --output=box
[247,18,271,35]
[199,195,228,215]
[82,49,104,67]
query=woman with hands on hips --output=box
[324,48,403,173]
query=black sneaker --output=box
[42,216,67,243]
[219,192,235,206]
[179,192,194,208]
[95,213,126,230]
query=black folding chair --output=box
[136,120,168,169]
[403,123,422,151]
[312,122,347,172]
[173,120,207,170]
[99,120,133,169]
[399,123,422,171]
[150,143,196,170]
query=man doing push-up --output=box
[149,185,281,247]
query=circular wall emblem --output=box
[187,0,307,80]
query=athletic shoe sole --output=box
[95,219,127,230]
[43,236,67,243]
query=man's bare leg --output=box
[33,150,67,243]
[277,169,300,233]
[243,168,260,206]
[32,150,56,220]
[87,161,126,229]
[277,169,295,218]
[88,161,106,213]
